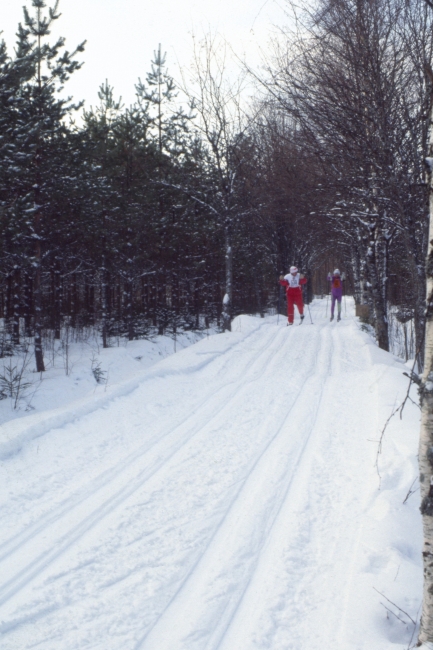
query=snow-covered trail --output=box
[0,301,422,650]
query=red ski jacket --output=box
[279,275,307,296]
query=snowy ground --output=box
[0,327,211,427]
[0,298,423,649]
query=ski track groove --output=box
[1,308,397,650]
[0,320,272,559]
[135,325,332,650]
[206,325,335,648]
[0,320,276,559]
[209,325,335,650]
[313,323,376,649]
[0,320,297,608]
[211,319,374,650]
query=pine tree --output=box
[3,0,85,370]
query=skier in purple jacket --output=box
[327,269,344,321]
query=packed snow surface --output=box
[0,299,422,649]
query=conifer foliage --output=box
[0,4,278,369]
[0,0,84,370]
[0,0,432,370]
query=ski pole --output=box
[342,272,347,315]
[301,279,313,324]
[277,287,280,325]
[277,273,283,325]
[326,293,329,318]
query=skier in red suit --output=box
[279,266,307,325]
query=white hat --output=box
[290,266,298,274]
[334,268,340,275]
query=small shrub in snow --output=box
[0,339,15,359]
[0,350,34,408]
[90,355,106,384]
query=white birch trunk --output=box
[418,102,433,645]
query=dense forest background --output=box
[1,0,432,371]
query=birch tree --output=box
[417,1,433,645]
[182,35,251,331]
[253,0,431,351]
[418,84,433,648]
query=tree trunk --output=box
[70,273,78,329]
[222,223,233,332]
[4,272,12,338]
[124,279,134,341]
[53,263,61,340]
[366,224,389,350]
[418,89,433,646]
[151,280,157,327]
[305,267,313,305]
[89,284,95,326]
[101,261,109,348]
[413,249,427,372]
[33,235,45,372]
[84,280,90,325]
[12,267,21,345]
[33,39,45,371]
[351,251,362,305]
[419,255,433,644]
[194,279,200,329]
[253,272,264,317]
[23,273,33,338]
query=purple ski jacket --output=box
[327,274,343,299]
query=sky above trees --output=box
[1,0,286,109]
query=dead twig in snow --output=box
[375,398,398,485]
[406,604,422,650]
[403,478,419,505]
[376,349,422,484]
[380,602,408,625]
[373,587,416,625]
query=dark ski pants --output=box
[287,289,304,324]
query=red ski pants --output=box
[286,288,304,323]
